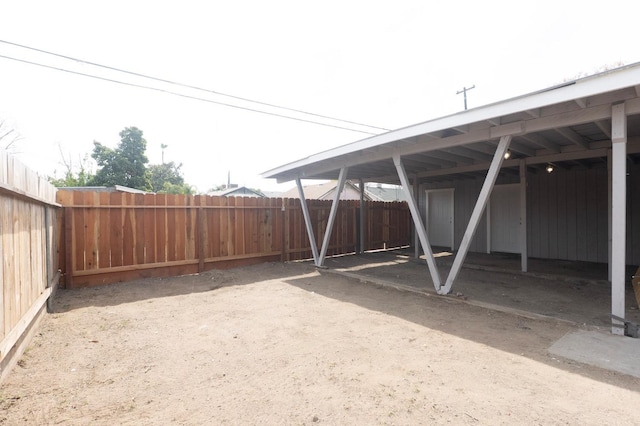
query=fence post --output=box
[64,207,73,288]
[280,199,286,262]
[197,197,205,273]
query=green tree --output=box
[91,127,150,190]
[159,181,195,195]
[148,162,193,194]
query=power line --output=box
[0,39,390,133]
[0,53,381,135]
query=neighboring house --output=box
[207,186,264,197]
[281,180,381,201]
[365,184,407,202]
[261,191,285,198]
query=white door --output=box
[426,189,454,250]
[489,184,520,253]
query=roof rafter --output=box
[264,74,640,182]
[517,133,561,154]
[594,120,612,138]
[554,127,590,150]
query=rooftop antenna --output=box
[456,85,475,110]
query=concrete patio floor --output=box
[319,249,640,330]
[317,250,640,378]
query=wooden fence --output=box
[56,190,411,288]
[0,149,59,383]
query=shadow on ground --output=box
[320,250,640,328]
[51,262,310,313]
[283,251,640,391]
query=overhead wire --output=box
[0,53,382,136]
[0,39,391,134]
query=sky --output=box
[1,0,640,193]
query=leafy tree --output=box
[91,127,150,190]
[148,162,193,194]
[159,181,195,195]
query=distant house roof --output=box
[262,191,284,198]
[207,186,265,197]
[366,185,407,202]
[281,180,380,201]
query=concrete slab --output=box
[322,251,640,328]
[549,330,640,378]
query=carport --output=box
[264,63,640,335]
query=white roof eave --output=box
[262,62,640,181]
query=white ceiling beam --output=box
[442,146,493,162]
[508,141,537,157]
[404,155,455,168]
[574,98,587,108]
[518,133,561,153]
[595,120,612,138]
[451,125,469,134]
[463,142,499,156]
[426,150,475,165]
[524,108,540,118]
[272,98,640,182]
[554,127,590,150]
[357,138,640,183]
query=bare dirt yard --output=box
[2,261,639,425]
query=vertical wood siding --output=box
[421,163,640,265]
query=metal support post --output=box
[442,135,512,294]
[519,160,528,273]
[394,154,443,291]
[359,178,365,254]
[296,177,320,265]
[611,103,627,335]
[318,167,348,266]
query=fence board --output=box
[97,191,111,269]
[122,192,135,266]
[1,148,58,384]
[209,196,220,258]
[144,194,156,264]
[175,194,186,261]
[134,193,145,264]
[85,192,98,270]
[155,194,167,263]
[55,192,410,287]
[186,195,196,261]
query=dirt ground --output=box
[1,261,639,425]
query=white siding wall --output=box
[420,163,640,265]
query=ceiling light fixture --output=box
[546,164,554,174]
[504,150,511,160]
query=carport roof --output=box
[263,62,640,184]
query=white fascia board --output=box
[262,62,640,180]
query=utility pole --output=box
[456,85,475,110]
